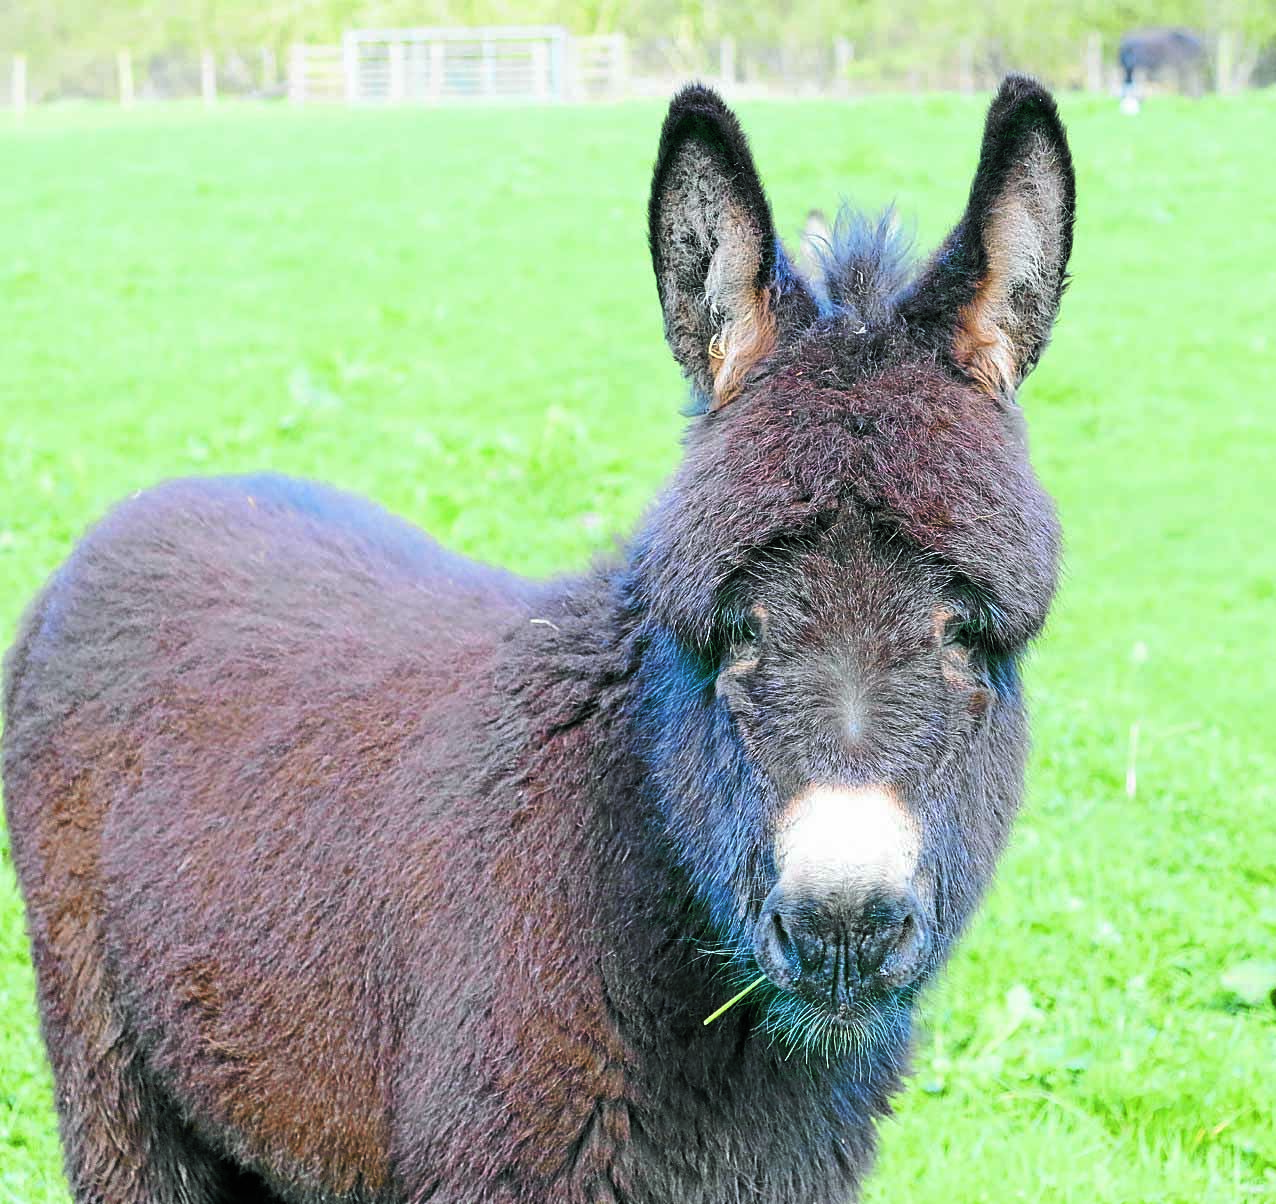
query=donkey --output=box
[3,76,1074,1204]
[1119,27,1206,98]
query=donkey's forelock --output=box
[631,358,1059,656]
[795,205,917,326]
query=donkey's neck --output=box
[499,569,900,1201]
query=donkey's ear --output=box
[901,75,1075,400]
[649,86,802,410]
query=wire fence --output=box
[5,27,1274,111]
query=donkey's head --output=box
[633,78,1073,1055]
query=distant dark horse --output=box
[3,76,1074,1204]
[1120,27,1206,97]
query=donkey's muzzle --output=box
[753,886,930,1008]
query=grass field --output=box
[1,91,1274,1202]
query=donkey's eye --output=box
[723,604,766,664]
[942,615,975,650]
[937,606,985,657]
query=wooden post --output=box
[117,49,134,107]
[530,41,549,101]
[611,33,627,98]
[1087,31,1107,93]
[834,37,854,97]
[562,34,578,102]
[480,38,495,97]
[719,36,736,86]
[547,32,562,102]
[429,40,444,101]
[389,40,406,102]
[342,33,359,103]
[958,39,974,94]
[1216,31,1234,94]
[200,50,216,105]
[260,46,277,90]
[288,43,306,104]
[11,54,26,116]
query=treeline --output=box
[4,0,1274,77]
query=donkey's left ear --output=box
[901,75,1075,401]
[649,85,810,410]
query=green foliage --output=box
[1,92,1274,1200]
[4,0,1276,84]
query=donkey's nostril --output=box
[867,894,930,989]
[754,899,802,988]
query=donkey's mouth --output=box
[764,983,915,1061]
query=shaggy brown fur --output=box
[3,76,1075,1204]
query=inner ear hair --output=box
[648,86,784,410]
[954,129,1071,398]
[702,226,779,409]
[904,75,1076,403]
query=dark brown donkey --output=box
[3,76,1074,1204]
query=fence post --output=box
[429,39,445,102]
[343,32,359,103]
[719,36,736,86]
[958,39,974,94]
[832,38,853,97]
[1084,32,1102,93]
[200,50,216,105]
[530,40,548,102]
[389,39,406,102]
[561,34,577,102]
[11,54,26,116]
[117,48,134,107]
[260,46,277,90]
[611,33,628,98]
[1216,31,1235,94]
[288,43,306,104]
[480,37,495,97]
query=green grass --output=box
[2,92,1274,1201]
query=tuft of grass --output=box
[1,93,1274,1202]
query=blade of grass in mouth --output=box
[702,974,767,1026]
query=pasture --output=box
[1,91,1273,1202]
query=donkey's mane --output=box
[802,204,916,324]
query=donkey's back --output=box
[2,473,543,1201]
[6,472,536,736]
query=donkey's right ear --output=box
[900,75,1075,402]
[648,86,810,411]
